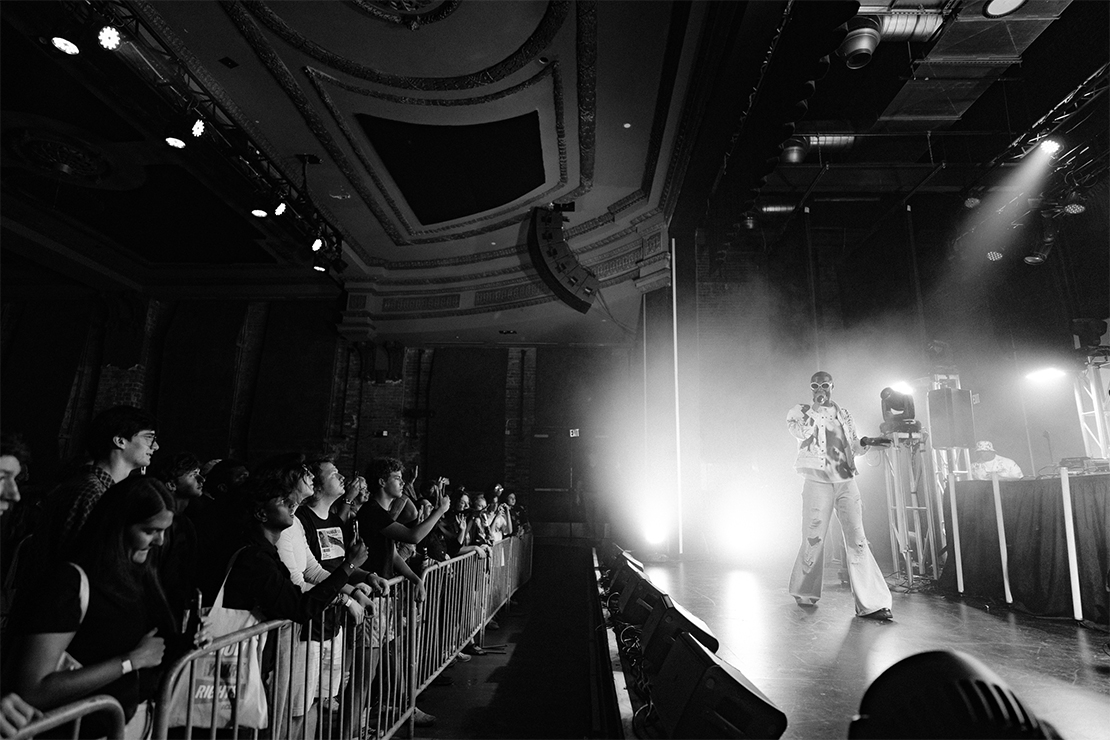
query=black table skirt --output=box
[939,474,1110,623]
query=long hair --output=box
[72,476,176,634]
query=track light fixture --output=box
[312,254,329,272]
[164,111,204,149]
[310,235,324,252]
[50,31,80,55]
[982,0,1027,19]
[1061,191,1086,215]
[97,25,122,51]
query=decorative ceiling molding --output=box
[306,63,568,240]
[241,0,570,90]
[345,0,461,31]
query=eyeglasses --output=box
[810,382,832,391]
[137,432,158,445]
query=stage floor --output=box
[639,555,1110,740]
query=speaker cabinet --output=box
[528,207,599,314]
[653,632,788,739]
[641,594,719,677]
[608,552,646,601]
[928,388,975,449]
[617,573,665,626]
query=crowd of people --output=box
[0,405,530,738]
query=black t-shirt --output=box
[12,562,161,719]
[355,501,396,579]
[295,505,348,572]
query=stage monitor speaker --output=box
[927,388,975,449]
[641,593,719,677]
[528,207,599,314]
[653,632,788,739]
[608,552,646,601]
[617,572,665,625]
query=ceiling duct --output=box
[838,12,944,69]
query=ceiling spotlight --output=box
[1062,191,1086,215]
[50,34,80,55]
[782,136,810,164]
[983,0,1027,19]
[165,133,186,149]
[310,235,324,252]
[1039,139,1061,156]
[741,213,757,229]
[963,196,981,209]
[986,250,1004,262]
[164,113,201,149]
[250,207,268,218]
[274,200,287,216]
[97,25,121,51]
[191,117,205,138]
[312,254,329,272]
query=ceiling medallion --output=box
[347,0,460,30]
[8,128,112,184]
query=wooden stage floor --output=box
[638,554,1110,739]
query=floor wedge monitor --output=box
[652,632,788,739]
[641,593,720,677]
[617,573,665,626]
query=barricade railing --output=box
[11,694,125,740]
[153,533,532,740]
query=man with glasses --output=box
[29,405,159,563]
[786,372,893,621]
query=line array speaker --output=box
[528,206,599,314]
[927,388,975,449]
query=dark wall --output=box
[425,347,508,492]
[0,299,93,477]
[155,300,246,459]
[247,300,339,462]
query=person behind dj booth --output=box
[970,441,1024,480]
[786,371,894,621]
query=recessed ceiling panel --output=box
[357,111,545,225]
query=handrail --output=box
[11,694,125,740]
[152,533,532,740]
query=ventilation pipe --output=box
[781,133,856,163]
[838,12,944,69]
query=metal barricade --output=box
[11,694,125,740]
[153,533,532,740]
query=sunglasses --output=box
[810,382,832,390]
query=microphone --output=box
[861,436,892,447]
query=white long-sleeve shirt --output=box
[276,517,331,592]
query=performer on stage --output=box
[970,440,1024,480]
[786,371,893,620]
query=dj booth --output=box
[939,473,1110,623]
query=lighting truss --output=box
[82,0,348,267]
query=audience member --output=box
[149,452,204,633]
[188,458,250,605]
[438,491,492,560]
[30,406,159,565]
[9,477,177,734]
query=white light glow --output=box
[891,381,914,396]
[191,119,205,137]
[98,26,121,51]
[310,237,323,252]
[1039,139,1061,155]
[51,36,80,55]
[250,208,268,218]
[312,264,327,272]
[986,250,1004,261]
[165,136,186,149]
[274,201,287,216]
[1025,367,1066,382]
[642,504,669,545]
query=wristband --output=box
[121,658,134,675]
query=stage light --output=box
[982,0,1028,19]
[97,25,121,51]
[1039,139,1061,155]
[165,133,186,149]
[50,31,80,55]
[849,650,1057,738]
[1062,191,1086,215]
[164,113,202,149]
[1026,367,1066,382]
[986,250,1004,261]
[880,387,920,434]
[312,254,329,272]
[250,207,268,218]
[273,200,287,216]
[310,236,324,252]
[890,381,914,396]
[191,118,205,138]
[963,195,981,208]
[781,136,810,163]
[1024,246,1050,265]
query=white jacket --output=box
[787,402,866,478]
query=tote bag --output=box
[166,549,268,729]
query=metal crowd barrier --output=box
[153,533,532,740]
[11,694,125,740]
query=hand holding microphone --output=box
[861,436,892,448]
